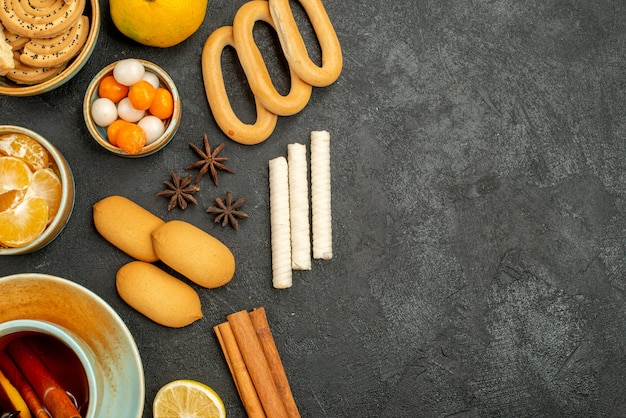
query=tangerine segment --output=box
[0,197,49,247]
[0,133,50,171]
[0,189,26,212]
[149,87,174,119]
[25,168,63,223]
[0,156,33,194]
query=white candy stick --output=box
[310,130,333,259]
[269,156,293,288]
[288,143,312,270]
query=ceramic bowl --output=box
[0,273,145,417]
[0,125,75,255]
[83,59,181,158]
[0,0,101,97]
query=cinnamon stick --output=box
[214,323,265,418]
[249,308,300,418]
[0,350,49,418]
[7,339,80,418]
[226,310,289,418]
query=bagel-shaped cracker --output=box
[202,25,278,145]
[269,0,342,87]
[232,0,312,116]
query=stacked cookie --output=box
[0,0,89,84]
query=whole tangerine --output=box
[110,0,208,48]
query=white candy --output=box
[142,71,160,90]
[269,156,292,289]
[138,115,165,144]
[91,97,118,127]
[310,130,332,260]
[117,97,145,122]
[288,143,311,270]
[113,58,145,86]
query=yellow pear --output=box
[110,0,208,48]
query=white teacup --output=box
[0,319,102,418]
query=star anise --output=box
[206,190,249,230]
[157,171,200,210]
[186,133,234,186]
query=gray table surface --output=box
[2,0,625,416]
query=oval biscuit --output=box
[93,195,164,262]
[151,220,235,288]
[116,261,203,328]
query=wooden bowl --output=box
[0,0,101,96]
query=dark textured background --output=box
[1,0,625,416]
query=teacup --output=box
[0,319,102,417]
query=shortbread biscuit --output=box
[4,52,66,84]
[0,0,86,38]
[3,27,29,49]
[0,21,14,75]
[20,15,89,68]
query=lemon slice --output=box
[153,379,226,418]
[0,369,31,418]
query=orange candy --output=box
[128,80,156,111]
[149,87,174,119]
[116,123,147,155]
[106,119,132,147]
[98,75,129,103]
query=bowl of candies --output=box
[0,125,75,255]
[83,58,181,157]
[0,0,101,96]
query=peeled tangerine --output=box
[0,197,48,247]
[151,220,235,288]
[93,195,165,262]
[117,261,202,328]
